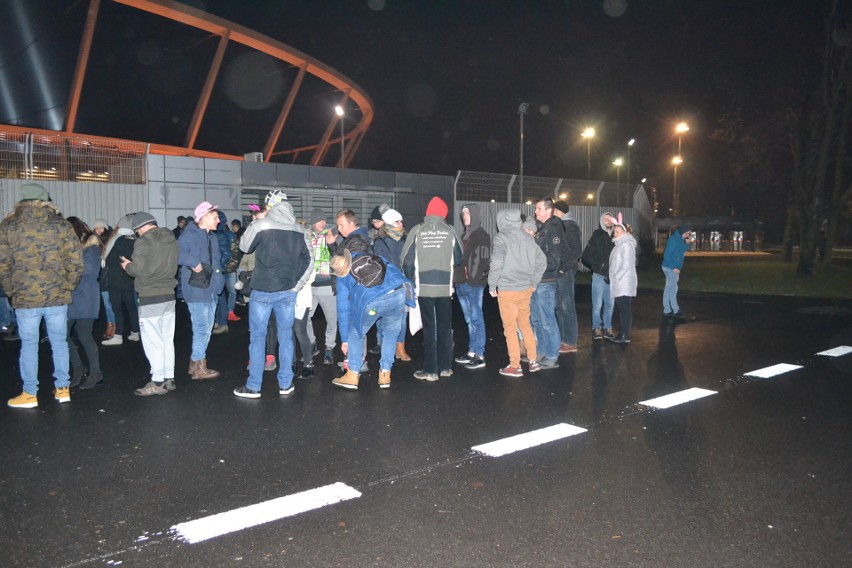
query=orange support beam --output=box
[65,0,100,133]
[185,29,231,149]
[263,63,307,162]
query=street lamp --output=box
[335,105,345,168]
[627,138,635,190]
[675,122,689,155]
[672,155,683,216]
[613,157,624,206]
[581,127,595,179]
[518,103,529,204]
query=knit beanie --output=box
[425,196,448,219]
[20,183,50,202]
[310,208,327,225]
[370,206,383,222]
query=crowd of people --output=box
[0,183,694,407]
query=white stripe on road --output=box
[171,482,361,544]
[744,363,803,379]
[639,387,717,409]
[816,345,852,358]
[472,423,587,457]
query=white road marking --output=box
[472,423,587,457]
[744,363,803,378]
[171,482,361,544]
[816,345,852,358]
[639,387,717,409]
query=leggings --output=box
[294,308,312,365]
[67,319,101,374]
[614,296,633,338]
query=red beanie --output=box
[425,196,449,219]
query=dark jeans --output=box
[614,296,633,338]
[419,296,452,374]
[294,308,312,364]
[67,318,100,374]
[556,269,578,346]
[108,285,138,335]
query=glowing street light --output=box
[672,155,683,216]
[627,138,635,189]
[335,105,345,168]
[581,127,595,179]
[675,121,689,155]
[613,157,624,205]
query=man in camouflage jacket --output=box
[0,183,82,408]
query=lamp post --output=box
[518,103,529,204]
[612,157,624,206]
[581,127,595,179]
[672,155,683,216]
[627,138,635,190]
[335,105,345,168]
[675,121,689,155]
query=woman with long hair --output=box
[66,217,104,388]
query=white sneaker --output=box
[127,332,140,342]
[102,335,123,346]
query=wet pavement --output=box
[1,287,850,567]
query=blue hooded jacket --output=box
[662,228,690,270]
[178,220,225,302]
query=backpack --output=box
[350,254,386,287]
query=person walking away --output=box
[0,183,82,408]
[488,209,546,377]
[179,202,225,380]
[233,194,313,398]
[330,249,414,390]
[581,212,616,340]
[662,226,693,318]
[373,208,411,361]
[121,213,180,395]
[530,197,563,370]
[65,217,103,389]
[401,196,462,381]
[306,208,339,366]
[453,204,490,370]
[102,214,140,345]
[552,201,582,353]
[608,221,638,343]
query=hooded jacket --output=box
[69,236,102,320]
[581,212,615,278]
[401,211,463,298]
[454,203,491,287]
[215,211,233,270]
[125,226,179,304]
[609,231,638,298]
[239,201,313,293]
[534,214,564,282]
[178,220,225,302]
[662,229,690,270]
[0,201,82,309]
[559,212,583,273]
[488,209,546,292]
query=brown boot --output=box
[102,322,115,341]
[378,369,391,389]
[332,369,359,390]
[395,342,412,361]
[188,360,199,375]
[191,359,220,380]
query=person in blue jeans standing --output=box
[662,226,693,318]
[178,201,225,381]
[453,204,490,370]
[234,192,313,399]
[530,197,564,370]
[581,212,615,340]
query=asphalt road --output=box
[1,287,850,567]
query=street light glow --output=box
[628,138,635,146]
[672,156,683,165]
[559,193,567,199]
[612,158,624,167]
[675,122,689,134]
[586,193,594,200]
[334,105,344,117]
[581,127,595,138]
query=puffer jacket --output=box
[178,220,225,302]
[0,201,82,309]
[609,232,638,298]
[488,209,546,292]
[126,226,179,304]
[69,236,101,319]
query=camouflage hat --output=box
[20,183,50,202]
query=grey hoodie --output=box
[488,209,547,292]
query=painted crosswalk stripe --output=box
[171,482,361,544]
[816,345,852,358]
[744,363,803,379]
[472,423,587,457]
[639,387,717,409]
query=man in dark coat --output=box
[453,203,491,370]
[552,201,583,353]
[581,212,616,340]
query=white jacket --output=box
[609,232,637,298]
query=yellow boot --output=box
[332,369,360,390]
[378,369,391,389]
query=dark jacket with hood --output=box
[239,201,313,293]
[373,226,406,269]
[215,211,233,270]
[178,220,225,302]
[662,227,690,270]
[535,214,564,282]
[126,226,179,305]
[559,213,583,274]
[581,212,615,278]
[453,203,491,287]
[69,236,101,319]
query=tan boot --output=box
[187,360,199,375]
[332,369,359,390]
[395,342,412,361]
[378,369,391,389]
[191,359,220,380]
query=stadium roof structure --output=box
[1,0,373,166]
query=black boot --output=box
[79,370,104,390]
[70,366,87,388]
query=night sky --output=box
[0,0,831,226]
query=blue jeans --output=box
[556,270,578,346]
[100,290,115,324]
[0,294,13,328]
[456,283,486,356]
[17,305,70,394]
[187,300,216,361]
[347,288,406,373]
[215,272,238,325]
[591,273,614,330]
[530,282,560,359]
[248,290,297,391]
[662,267,680,313]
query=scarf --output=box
[384,225,405,241]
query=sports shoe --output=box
[134,381,168,396]
[127,331,140,342]
[413,370,439,382]
[311,343,320,357]
[102,335,123,346]
[602,328,616,340]
[673,311,685,319]
[163,379,176,391]
[527,361,541,373]
[663,311,674,318]
[592,328,604,340]
[559,343,578,353]
[227,311,241,322]
[454,352,475,364]
[212,324,229,335]
[609,334,631,344]
[300,365,314,379]
[465,356,485,370]
[264,355,277,371]
[323,349,334,366]
[8,391,38,408]
[233,385,261,399]
[439,369,454,378]
[279,385,295,396]
[538,357,559,369]
[499,366,523,378]
[54,386,71,403]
